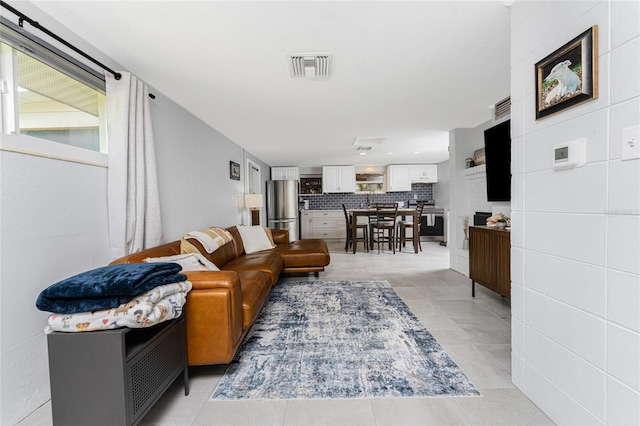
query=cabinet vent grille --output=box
[494,97,511,120]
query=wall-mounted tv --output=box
[484,120,511,202]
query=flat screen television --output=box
[483,120,511,202]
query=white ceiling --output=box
[30,1,511,167]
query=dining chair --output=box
[397,202,424,252]
[367,202,396,238]
[342,204,369,253]
[369,203,398,254]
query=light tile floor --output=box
[20,241,554,425]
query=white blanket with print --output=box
[46,281,192,333]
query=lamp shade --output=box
[244,193,264,209]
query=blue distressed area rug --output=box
[211,280,480,400]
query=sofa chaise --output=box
[110,226,330,366]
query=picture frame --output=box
[535,26,598,120]
[229,161,241,180]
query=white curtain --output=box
[106,72,162,259]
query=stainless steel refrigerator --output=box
[266,180,299,242]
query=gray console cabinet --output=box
[47,317,188,426]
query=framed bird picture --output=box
[535,26,598,120]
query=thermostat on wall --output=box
[553,138,586,170]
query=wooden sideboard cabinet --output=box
[469,226,511,298]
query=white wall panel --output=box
[525,328,606,419]
[508,211,523,249]
[611,38,640,104]
[524,251,606,317]
[607,323,640,391]
[511,282,524,322]
[511,246,524,286]
[0,336,50,425]
[524,289,606,368]
[606,377,640,426]
[0,153,110,344]
[0,149,110,424]
[610,98,640,160]
[609,159,640,214]
[512,353,525,389]
[510,59,527,102]
[607,215,640,275]
[611,0,640,47]
[525,364,603,425]
[525,213,606,265]
[512,318,525,390]
[607,270,640,332]
[511,134,525,175]
[511,2,640,424]
[524,110,609,173]
[511,174,525,212]
[524,165,607,214]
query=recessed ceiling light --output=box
[386,152,394,155]
[359,152,367,156]
[413,151,420,154]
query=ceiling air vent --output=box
[494,97,511,120]
[288,54,331,79]
[353,137,386,147]
[353,136,386,153]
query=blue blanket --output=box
[36,263,187,314]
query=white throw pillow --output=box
[237,225,276,254]
[144,253,220,271]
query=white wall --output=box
[434,160,451,243]
[448,120,511,276]
[0,145,110,425]
[511,1,639,424]
[150,90,248,241]
[434,160,450,210]
[244,151,271,227]
[0,5,271,424]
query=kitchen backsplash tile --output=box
[300,183,434,210]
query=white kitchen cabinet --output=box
[271,167,299,180]
[386,165,411,192]
[300,211,313,239]
[300,210,344,240]
[410,164,438,183]
[322,166,355,193]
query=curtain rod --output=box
[1,1,156,99]
[1,1,122,80]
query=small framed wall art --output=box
[229,161,241,180]
[535,25,598,120]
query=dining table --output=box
[348,208,421,254]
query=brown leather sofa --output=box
[110,226,330,366]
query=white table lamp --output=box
[244,193,264,226]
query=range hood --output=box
[355,165,385,184]
[355,173,384,184]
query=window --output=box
[0,18,107,154]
